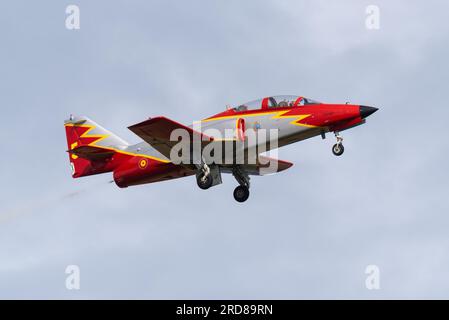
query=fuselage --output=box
[112,96,377,187]
[123,99,375,163]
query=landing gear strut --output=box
[232,166,250,202]
[332,132,344,156]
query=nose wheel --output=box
[332,132,344,156]
[332,143,344,156]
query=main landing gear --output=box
[233,185,249,203]
[195,162,251,203]
[196,171,213,189]
[332,131,344,156]
[232,166,250,203]
[196,162,213,189]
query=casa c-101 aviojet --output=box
[64,95,378,202]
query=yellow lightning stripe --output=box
[201,109,318,128]
[201,110,280,122]
[65,123,109,147]
[271,111,314,127]
[64,123,170,163]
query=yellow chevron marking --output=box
[65,123,109,147]
[65,123,170,163]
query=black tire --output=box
[197,173,213,190]
[233,185,250,203]
[332,143,344,156]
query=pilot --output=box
[278,99,288,107]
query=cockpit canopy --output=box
[234,95,321,112]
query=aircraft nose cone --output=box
[359,105,378,119]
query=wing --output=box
[128,117,293,175]
[221,155,293,176]
[260,155,293,171]
[128,116,213,160]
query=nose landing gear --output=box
[332,132,344,156]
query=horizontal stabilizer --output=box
[68,145,115,161]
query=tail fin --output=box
[64,115,129,178]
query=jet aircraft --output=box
[64,95,378,202]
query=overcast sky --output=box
[1,0,448,299]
